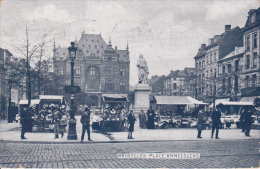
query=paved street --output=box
[0,139,259,168]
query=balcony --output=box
[241,86,260,97]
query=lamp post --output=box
[65,42,80,140]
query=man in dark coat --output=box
[197,110,205,138]
[211,104,222,139]
[244,106,253,137]
[128,110,136,139]
[20,107,29,139]
[147,107,155,129]
[239,109,246,132]
[80,107,92,142]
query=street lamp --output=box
[65,42,80,140]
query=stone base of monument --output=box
[134,84,151,115]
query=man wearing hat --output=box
[211,104,222,139]
[80,107,92,142]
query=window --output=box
[58,68,63,75]
[246,36,250,51]
[75,66,81,74]
[206,71,208,79]
[253,53,257,68]
[97,51,99,54]
[202,74,205,82]
[222,65,225,74]
[86,50,89,53]
[206,56,208,64]
[210,69,213,77]
[196,62,198,70]
[234,76,238,91]
[120,82,125,90]
[214,68,217,78]
[199,62,201,70]
[246,55,250,69]
[106,66,113,75]
[228,77,232,93]
[235,60,239,71]
[214,53,216,61]
[252,74,257,87]
[199,74,201,83]
[108,57,112,61]
[95,45,97,48]
[222,78,226,93]
[101,46,103,48]
[202,61,205,69]
[120,68,125,76]
[90,67,95,75]
[228,64,232,73]
[173,83,177,90]
[245,76,249,87]
[253,33,257,49]
[105,80,114,91]
[88,45,91,47]
[210,54,212,63]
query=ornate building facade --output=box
[53,32,130,107]
[240,8,260,101]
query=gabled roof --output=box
[219,46,244,62]
[167,70,187,78]
[184,67,195,75]
[117,50,129,62]
[78,34,107,57]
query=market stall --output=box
[18,99,40,131]
[36,95,67,132]
[97,94,129,132]
[149,95,208,129]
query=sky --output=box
[0,0,259,85]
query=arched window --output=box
[90,67,95,75]
[105,80,114,91]
[120,82,125,90]
[120,68,125,76]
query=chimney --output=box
[208,38,214,45]
[81,31,85,37]
[115,46,117,51]
[201,44,206,49]
[214,35,220,43]
[225,25,231,32]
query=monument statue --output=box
[137,54,149,84]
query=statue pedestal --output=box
[134,84,151,115]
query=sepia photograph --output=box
[0,0,260,168]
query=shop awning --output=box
[39,95,64,103]
[153,96,208,105]
[18,99,40,105]
[102,94,128,102]
[209,99,253,107]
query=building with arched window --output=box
[53,32,130,107]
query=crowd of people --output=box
[196,104,254,139]
[15,101,257,141]
[20,104,67,139]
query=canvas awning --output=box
[209,99,253,107]
[102,94,128,102]
[18,99,40,106]
[153,96,208,105]
[39,95,64,103]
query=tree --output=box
[5,26,49,106]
